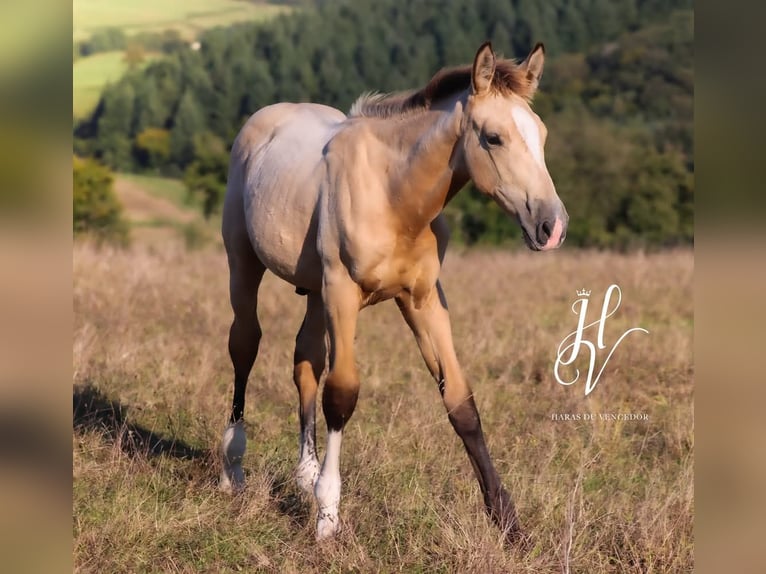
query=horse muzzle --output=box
[520,202,568,251]
[536,215,565,251]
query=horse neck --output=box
[382,98,469,234]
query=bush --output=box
[183,132,228,219]
[180,220,213,250]
[73,156,129,245]
[134,128,171,169]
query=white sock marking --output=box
[220,421,246,493]
[296,427,320,493]
[511,106,544,167]
[314,430,343,540]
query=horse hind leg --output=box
[293,292,326,493]
[220,248,266,494]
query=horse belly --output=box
[248,162,322,289]
[241,105,344,290]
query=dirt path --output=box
[114,177,198,224]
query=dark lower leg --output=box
[322,378,359,432]
[294,359,321,492]
[448,397,521,539]
[294,360,320,466]
[228,316,261,423]
[293,297,326,460]
[298,391,317,453]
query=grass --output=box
[110,172,221,249]
[73,0,293,40]
[73,1,292,117]
[117,173,191,208]
[73,51,161,118]
[73,241,693,572]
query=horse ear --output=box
[471,41,496,95]
[521,43,545,96]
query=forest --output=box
[74,0,694,248]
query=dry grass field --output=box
[73,239,693,573]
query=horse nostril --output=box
[537,220,552,244]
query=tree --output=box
[170,91,206,168]
[73,156,129,244]
[124,42,146,70]
[183,132,228,219]
[617,147,691,247]
[239,60,276,119]
[75,0,694,249]
[132,79,166,134]
[96,83,136,170]
[134,128,171,169]
[80,27,126,57]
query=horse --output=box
[219,41,568,544]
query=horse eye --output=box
[485,133,503,147]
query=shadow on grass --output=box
[269,475,312,527]
[73,383,313,525]
[73,383,207,460]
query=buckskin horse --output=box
[219,41,568,543]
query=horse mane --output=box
[349,59,534,118]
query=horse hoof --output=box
[316,513,340,541]
[219,465,245,494]
[295,458,320,494]
[221,422,246,459]
[220,422,246,493]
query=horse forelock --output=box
[348,59,534,118]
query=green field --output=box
[73,1,292,118]
[73,51,161,118]
[110,172,223,248]
[73,0,292,40]
[117,172,191,207]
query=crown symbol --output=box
[576,289,591,297]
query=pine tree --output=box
[96,83,136,169]
[170,91,206,168]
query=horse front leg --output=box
[313,272,361,540]
[395,281,523,543]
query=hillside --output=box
[73,51,162,118]
[73,0,292,40]
[72,1,294,118]
[74,0,694,249]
